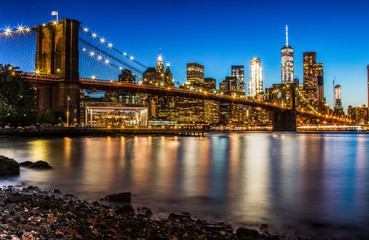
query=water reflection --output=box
[0,133,369,238]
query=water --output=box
[1,132,369,239]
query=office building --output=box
[334,84,344,116]
[248,58,263,97]
[281,25,294,84]
[231,65,245,93]
[187,63,204,89]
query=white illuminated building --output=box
[281,25,294,84]
[248,58,263,97]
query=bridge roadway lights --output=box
[272,110,297,131]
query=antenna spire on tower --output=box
[286,25,288,47]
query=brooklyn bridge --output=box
[0,18,350,131]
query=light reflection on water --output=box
[1,132,369,238]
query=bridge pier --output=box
[35,19,81,125]
[272,110,296,131]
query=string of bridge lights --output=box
[79,47,142,80]
[0,25,33,36]
[80,26,147,68]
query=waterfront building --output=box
[231,65,245,93]
[347,105,369,124]
[334,84,344,116]
[248,58,263,97]
[281,25,294,84]
[187,63,205,90]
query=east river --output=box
[1,132,368,239]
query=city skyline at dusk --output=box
[1,0,369,110]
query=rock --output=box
[0,155,20,176]
[19,161,33,167]
[5,194,32,203]
[137,207,153,218]
[29,161,53,169]
[115,204,135,216]
[168,212,191,220]
[236,228,261,239]
[104,192,131,203]
[260,224,268,233]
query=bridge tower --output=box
[272,83,297,131]
[35,19,80,125]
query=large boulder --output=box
[29,161,53,169]
[104,192,131,203]
[0,155,20,176]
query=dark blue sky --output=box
[1,0,369,109]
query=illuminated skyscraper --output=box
[187,63,204,89]
[334,84,344,116]
[367,65,369,107]
[281,25,294,84]
[248,58,263,97]
[316,63,324,103]
[231,65,245,93]
[156,55,164,74]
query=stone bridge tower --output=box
[35,19,80,125]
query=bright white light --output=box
[92,33,97,38]
[100,38,105,43]
[97,56,102,60]
[83,27,88,32]
[82,48,86,51]
[91,75,96,80]
[119,67,122,70]
[53,21,57,25]
[123,52,127,56]
[17,25,24,31]
[130,56,134,60]
[90,52,95,56]
[5,27,11,34]
[105,59,109,64]
[26,28,31,32]
[108,43,112,48]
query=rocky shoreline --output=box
[0,185,290,240]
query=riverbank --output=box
[0,185,283,240]
[0,126,205,137]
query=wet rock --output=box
[260,224,268,233]
[5,194,32,203]
[236,227,261,239]
[29,161,53,169]
[115,204,135,216]
[168,212,191,220]
[0,155,20,176]
[137,207,153,218]
[19,161,33,167]
[104,192,131,203]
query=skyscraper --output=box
[281,25,294,84]
[334,84,344,116]
[367,65,369,107]
[303,52,317,101]
[231,65,245,93]
[315,63,324,103]
[248,58,263,97]
[187,63,204,89]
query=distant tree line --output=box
[0,64,63,127]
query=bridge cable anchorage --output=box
[79,27,147,68]
[79,38,143,76]
[79,47,143,80]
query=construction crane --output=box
[332,76,336,109]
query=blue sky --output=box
[1,0,369,110]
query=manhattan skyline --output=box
[1,0,368,110]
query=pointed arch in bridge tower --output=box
[35,19,81,124]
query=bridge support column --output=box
[35,19,81,125]
[272,110,296,131]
